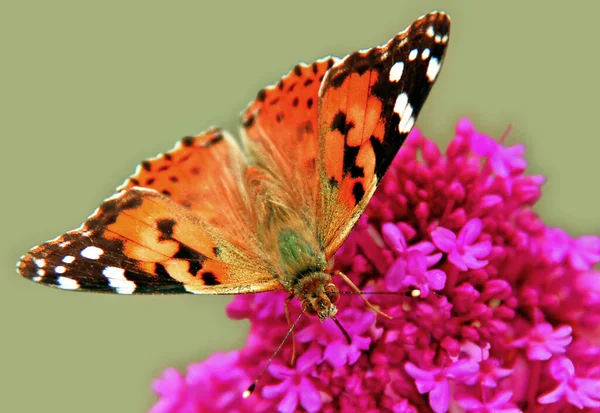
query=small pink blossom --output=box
[538,356,600,409]
[470,130,527,178]
[570,235,600,270]
[431,218,492,271]
[542,228,600,270]
[405,360,479,413]
[512,323,572,360]
[385,249,446,297]
[383,222,445,296]
[296,308,374,367]
[472,358,514,388]
[262,346,323,413]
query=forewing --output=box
[241,58,339,229]
[18,188,281,294]
[317,11,450,257]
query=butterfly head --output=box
[295,272,340,320]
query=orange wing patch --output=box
[241,58,338,208]
[320,69,384,209]
[18,188,281,295]
[118,128,247,224]
[317,11,450,257]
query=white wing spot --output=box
[393,92,415,133]
[435,34,442,43]
[427,57,441,81]
[32,276,42,282]
[55,266,66,274]
[421,48,430,60]
[408,49,418,61]
[103,267,137,294]
[57,276,80,290]
[34,258,46,268]
[81,246,104,260]
[36,269,46,277]
[62,255,75,264]
[442,34,449,44]
[58,241,71,248]
[426,25,435,37]
[399,115,415,133]
[389,62,404,82]
[393,92,409,117]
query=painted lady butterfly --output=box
[18,12,450,324]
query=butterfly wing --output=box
[18,131,281,294]
[119,129,248,226]
[240,12,450,260]
[317,11,450,257]
[241,58,339,233]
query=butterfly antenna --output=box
[336,288,422,297]
[332,270,393,319]
[243,307,306,399]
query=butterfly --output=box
[17,11,450,323]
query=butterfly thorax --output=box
[293,272,340,320]
[274,227,339,319]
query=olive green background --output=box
[1,1,598,412]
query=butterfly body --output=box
[17,12,450,320]
[274,227,340,319]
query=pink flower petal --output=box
[549,356,575,380]
[431,227,457,252]
[324,341,349,367]
[296,346,322,373]
[458,218,483,246]
[467,241,492,258]
[382,222,407,252]
[462,254,489,270]
[491,152,511,177]
[299,377,322,413]
[268,364,294,379]
[429,381,450,413]
[489,390,515,408]
[406,250,427,275]
[527,344,552,360]
[446,359,480,379]
[538,383,567,404]
[426,251,443,267]
[386,258,408,291]
[449,249,468,271]
[455,393,483,409]
[470,132,496,156]
[277,387,299,413]
[263,380,291,399]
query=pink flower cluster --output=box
[150,119,600,413]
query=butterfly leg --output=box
[284,294,297,366]
[332,270,393,320]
